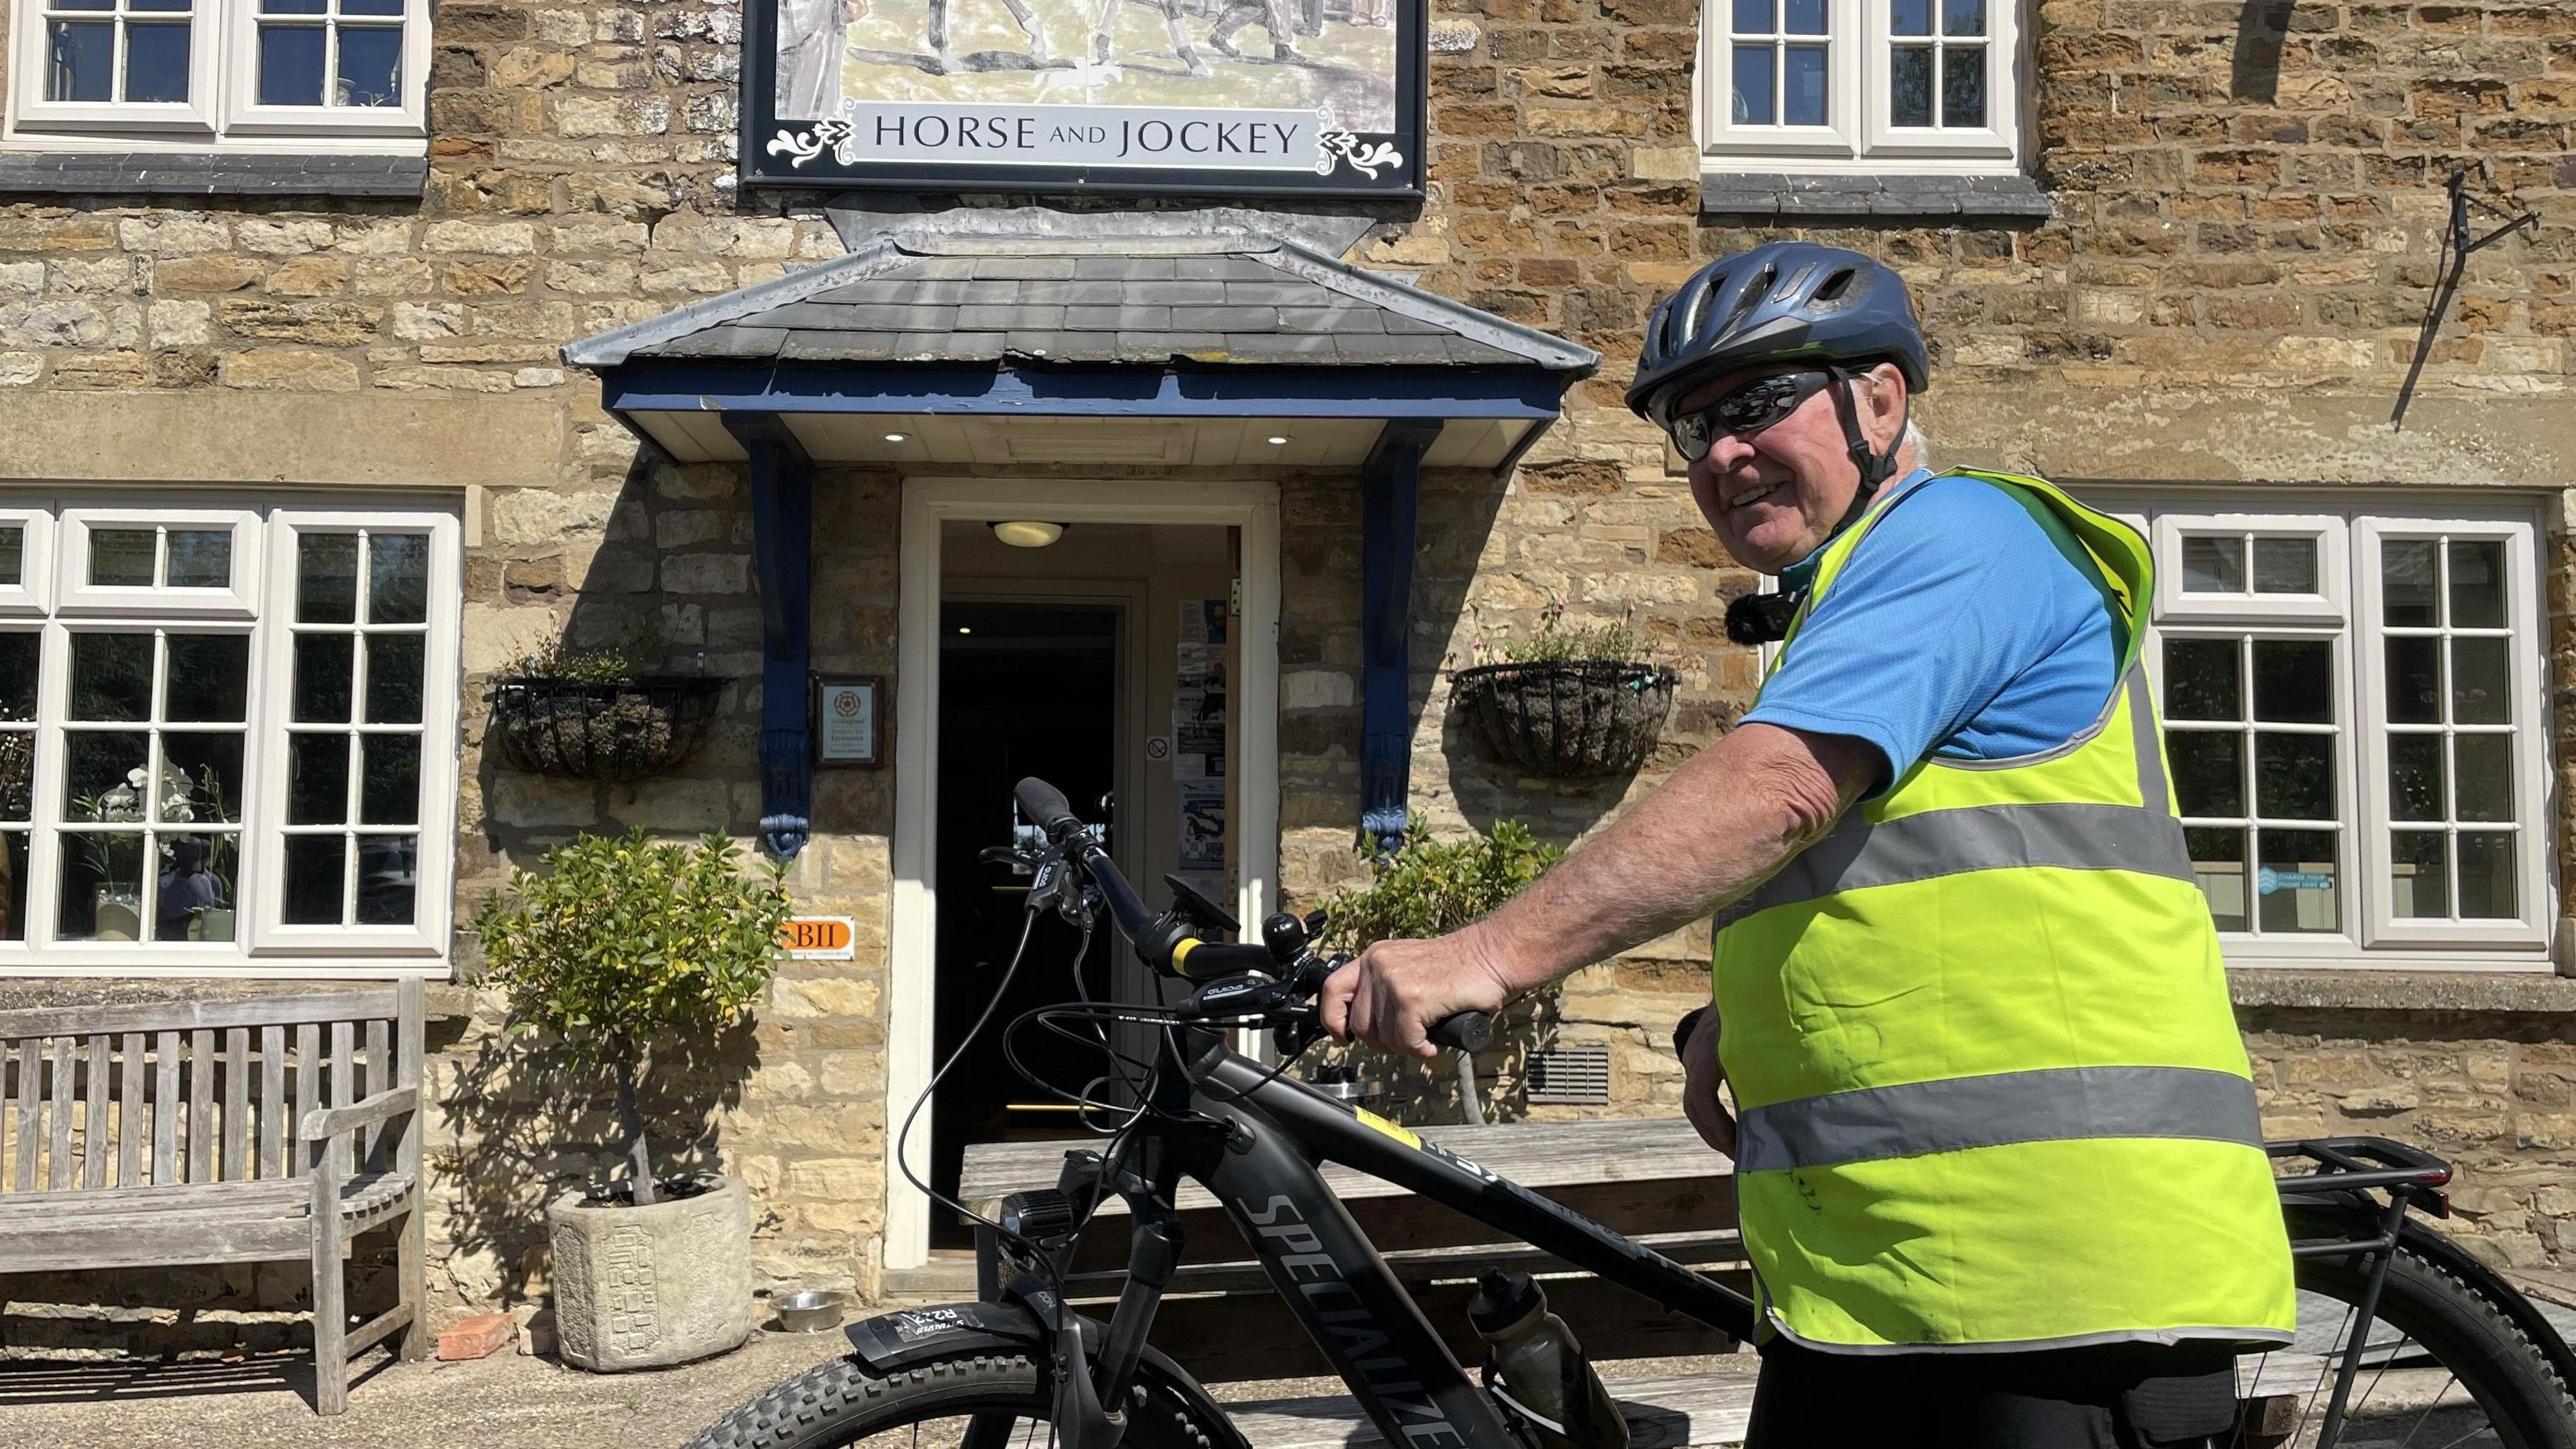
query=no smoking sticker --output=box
[1146,736,1171,761]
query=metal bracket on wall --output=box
[1358,419,1444,862]
[725,414,815,860]
[2391,167,2541,431]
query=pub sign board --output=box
[743,0,1424,197]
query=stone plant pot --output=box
[547,1173,755,1371]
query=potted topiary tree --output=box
[473,828,791,1371]
[1452,600,1678,779]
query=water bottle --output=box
[1467,1269,1631,1449]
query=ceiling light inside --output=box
[1265,435,1290,445]
[991,521,1067,549]
[883,432,908,443]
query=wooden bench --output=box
[960,1115,1748,1382]
[0,981,428,1415]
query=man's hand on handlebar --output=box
[1320,926,1515,1060]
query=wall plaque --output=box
[814,677,885,766]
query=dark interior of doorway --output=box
[930,599,1120,1249]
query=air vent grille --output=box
[1527,1044,1612,1105]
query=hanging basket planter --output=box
[486,676,725,783]
[1452,660,1678,779]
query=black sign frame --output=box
[739,0,1424,199]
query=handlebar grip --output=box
[1014,777,1083,841]
[1171,941,1277,980]
[1427,1011,1493,1053]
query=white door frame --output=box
[885,477,1282,1270]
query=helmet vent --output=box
[1723,266,1773,333]
[1813,266,1858,305]
[1680,274,1719,346]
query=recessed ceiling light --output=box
[1265,435,1290,445]
[990,521,1067,548]
[883,432,908,443]
[955,625,972,635]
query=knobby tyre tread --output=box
[686,1348,1242,1449]
[2293,1235,2576,1449]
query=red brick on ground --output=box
[437,1312,517,1361]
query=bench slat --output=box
[0,989,402,1042]
[152,1030,179,1185]
[292,1022,318,1180]
[1226,1372,1758,1449]
[331,1021,356,1175]
[15,1038,40,1192]
[118,1032,142,1188]
[46,1037,71,1190]
[364,1018,388,1169]
[187,1028,215,1183]
[83,1035,109,1190]
[0,1168,409,1219]
[259,1024,284,1180]
[223,1026,249,1181]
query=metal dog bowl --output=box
[774,1289,847,1334]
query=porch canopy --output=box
[565,210,1601,859]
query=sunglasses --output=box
[1665,370,1836,462]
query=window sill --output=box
[0,151,425,198]
[1699,170,2053,221]
[2229,967,2576,1016]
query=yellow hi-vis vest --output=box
[1712,467,2297,1354]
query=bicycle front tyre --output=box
[686,1347,1250,1449]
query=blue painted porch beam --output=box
[600,361,1568,421]
[723,414,814,861]
[1359,419,1442,860]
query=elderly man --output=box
[1323,241,2294,1447]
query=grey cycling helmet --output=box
[1626,241,1929,426]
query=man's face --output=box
[1677,365,1890,576]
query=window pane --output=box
[2383,637,2439,724]
[341,0,403,12]
[2387,733,2443,822]
[123,22,190,102]
[282,836,345,925]
[2450,637,2508,724]
[2186,826,2247,931]
[70,632,152,721]
[0,633,36,720]
[89,529,156,588]
[129,0,192,11]
[288,733,350,824]
[360,736,419,824]
[2453,733,2512,822]
[46,21,115,103]
[0,834,26,942]
[0,733,29,825]
[2381,539,2438,626]
[336,26,401,106]
[62,731,146,821]
[0,526,23,587]
[258,24,326,105]
[2180,536,2243,593]
[154,833,235,943]
[260,0,326,11]
[356,835,416,924]
[59,833,144,941]
[292,633,355,722]
[1731,44,1774,124]
[297,533,359,622]
[1892,0,1931,34]
[1731,0,1770,30]
[2162,639,2241,720]
[368,533,430,623]
[2389,830,2447,919]
[1782,0,1824,32]
[2251,537,2317,594]
[1940,46,1984,127]
[2254,733,2333,820]
[157,733,243,824]
[1941,0,1984,34]
[2447,540,2502,628]
[2251,639,2330,723]
[364,633,425,723]
[164,529,230,588]
[2457,833,2516,919]
[1888,46,1932,126]
[54,0,115,11]
[163,633,250,722]
[1782,46,1826,125]
[2257,828,2339,933]
[2168,731,2243,818]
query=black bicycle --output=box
[692,777,2576,1449]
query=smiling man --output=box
[1322,243,2295,1447]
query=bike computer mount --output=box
[1161,873,1238,934]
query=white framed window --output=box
[0,493,459,977]
[5,0,424,151]
[1699,0,2022,173]
[2105,496,2552,970]
[0,511,57,616]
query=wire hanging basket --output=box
[486,676,725,783]
[1451,661,1678,779]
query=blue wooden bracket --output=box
[724,415,814,861]
[1358,419,1442,862]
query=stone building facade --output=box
[0,0,2569,1351]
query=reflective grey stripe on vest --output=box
[1733,1065,2265,1173]
[1721,800,2195,926]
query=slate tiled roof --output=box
[566,229,1599,375]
